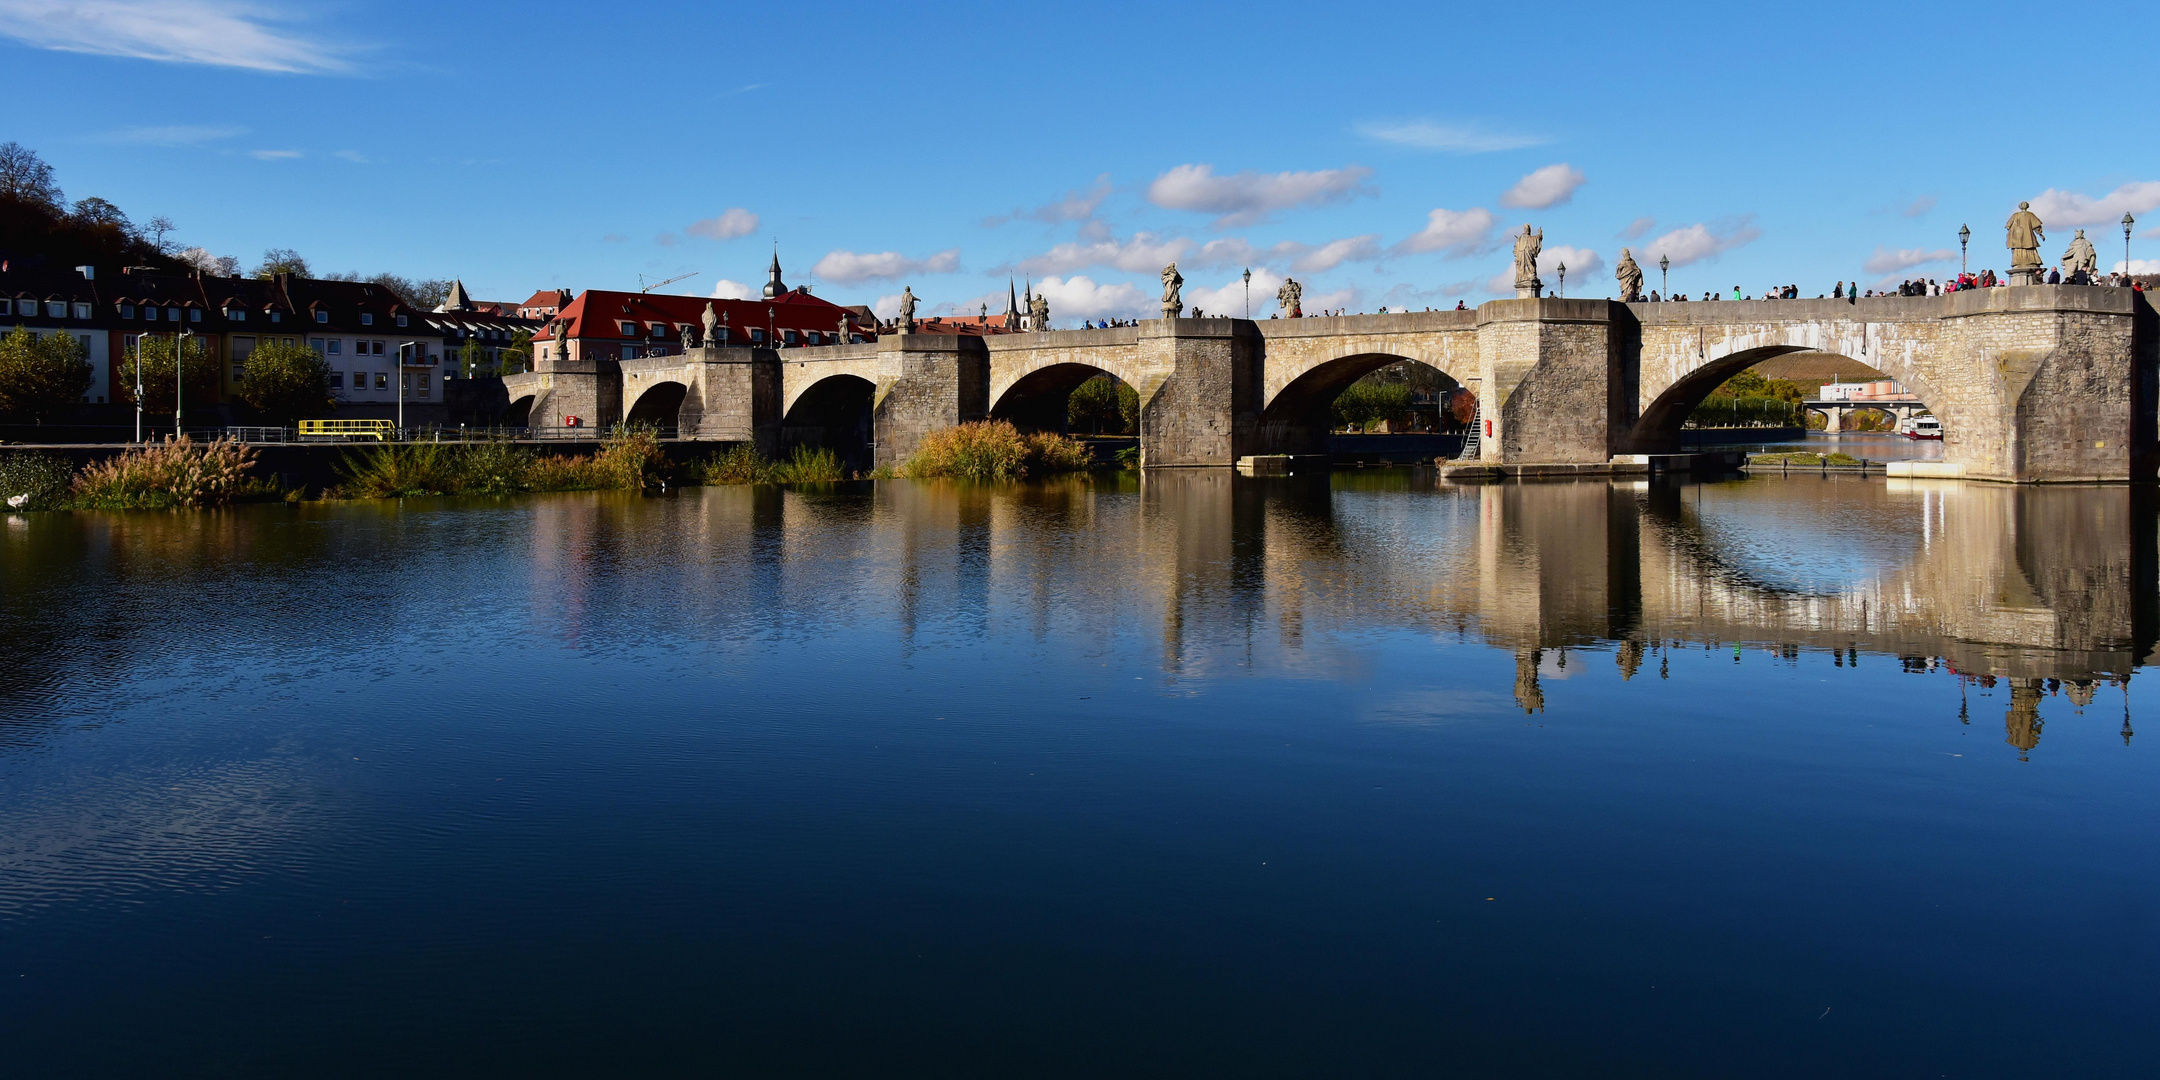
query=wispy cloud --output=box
[1499,164,1586,210]
[1033,275,1149,321]
[1618,216,1656,241]
[1540,244,1605,285]
[333,149,369,164]
[1355,119,1546,153]
[1636,217,1762,269]
[248,148,302,160]
[1393,207,1498,257]
[984,174,1113,228]
[812,248,961,284]
[0,1,357,74]
[687,208,759,241]
[1899,195,1936,218]
[710,278,755,300]
[87,123,244,146]
[1862,246,1955,276]
[1146,163,1374,228]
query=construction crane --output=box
[638,271,699,293]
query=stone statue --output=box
[681,323,695,350]
[2064,228,2099,279]
[838,315,851,342]
[1029,291,1049,331]
[897,286,918,330]
[702,301,720,346]
[1512,224,1544,297]
[1160,262,1184,319]
[1615,248,1644,302]
[1276,277,1303,318]
[552,317,569,361]
[2005,201,2046,280]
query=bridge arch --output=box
[781,373,875,468]
[624,380,688,430]
[1629,345,1942,452]
[990,362,1128,433]
[503,394,534,428]
[1257,352,1463,456]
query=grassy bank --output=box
[890,420,1094,480]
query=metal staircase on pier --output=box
[1456,401,1482,460]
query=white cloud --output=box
[332,149,369,164]
[0,0,355,73]
[1184,268,1285,318]
[1636,218,1761,268]
[687,208,759,241]
[1354,119,1546,153]
[1861,246,1956,276]
[1289,235,1381,273]
[1016,232,1189,276]
[811,248,961,284]
[985,174,1113,227]
[709,279,754,300]
[1483,271,1517,295]
[1395,206,1498,256]
[1303,286,1362,314]
[1035,275,1150,321]
[1619,216,1656,240]
[1539,245,1605,288]
[1899,195,1937,218]
[87,123,243,146]
[871,292,903,318]
[248,148,302,160]
[2028,182,2160,228]
[2114,259,2160,275]
[1146,163,1374,228]
[1499,164,1586,210]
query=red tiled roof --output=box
[547,288,863,345]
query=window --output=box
[269,311,281,324]
[119,303,135,319]
[15,299,32,315]
[167,307,181,322]
[329,371,344,389]
[230,337,255,382]
[620,321,637,336]
[360,313,374,326]
[395,315,407,327]
[327,340,342,355]
[749,328,765,343]
[309,337,325,352]
[72,302,90,320]
[124,333,139,356]
[314,310,328,324]
[620,345,636,360]
[417,372,430,393]
[188,308,201,323]
[227,308,246,322]
[650,324,669,339]
[783,330,798,344]
[374,340,386,355]
[374,373,387,390]
[44,301,62,318]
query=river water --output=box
[2,472,2154,1077]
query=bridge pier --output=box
[1138,318,1258,467]
[1478,299,1624,465]
[870,333,989,469]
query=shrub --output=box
[524,453,598,492]
[588,425,669,490]
[338,443,464,497]
[73,436,260,509]
[0,451,76,509]
[698,444,771,485]
[239,339,334,424]
[695,444,847,485]
[0,325,94,422]
[900,420,1094,480]
[769,445,845,483]
[456,441,536,495]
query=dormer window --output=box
[360,313,374,326]
[619,321,637,336]
[228,308,246,322]
[270,311,282,323]
[13,299,30,316]
[72,303,90,319]
[46,301,64,318]
[119,303,135,318]
[167,307,181,322]
[395,315,407,327]
[188,308,202,322]
[314,310,329,324]
[749,328,765,343]
[650,324,669,339]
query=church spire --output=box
[1004,278,1020,329]
[763,244,786,299]
[439,278,471,312]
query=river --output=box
[1,472,2154,1077]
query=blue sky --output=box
[5,0,2157,322]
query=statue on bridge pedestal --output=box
[1616,248,1644,302]
[1276,276,1303,318]
[702,302,720,347]
[838,315,852,343]
[1160,263,1184,319]
[552,317,569,361]
[1512,225,1544,298]
[2063,229,2099,282]
[897,286,918,332]
[2006,201,2046,284]
[1029,290,1049,331]
[681,323,695,351]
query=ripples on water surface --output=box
[1,471,2155,1077]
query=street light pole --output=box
[2124,212,2137,281]
[1959,224,1970,278]
[1242,267,1251,318]
[1659,254,1669,299]
[175,326,189,439]
[1556,262,1566,298]
[132,335,144,443]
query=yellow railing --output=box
[297,419,397,441]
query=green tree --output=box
[239,339,333,423]
[1333,379,1414,431]
[1067,374,1138,434]
[121,332,219,417]
[254,247,311,278]
[499,329,533,375]
[0,326,94,422]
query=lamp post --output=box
[2124,212,2137,280]
[174,326,190,439]
[396,342,410,437]
[1556,262,1566,298]
[1241,267,1251,318]
[1959,224,1970,277]
[132,335,144,443]
[1659,253,1669,299]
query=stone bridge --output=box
[507,287,2157,482]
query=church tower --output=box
[763,247,786,299]
[1003,279,1020,330]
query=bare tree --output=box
[146,215,178,253]
[255,248,311,278]
[0,141,63,209]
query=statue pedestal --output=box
[2009,268,2042,286]
[1515,282,1543,300]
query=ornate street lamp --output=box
[1659,253,1669,299]
[1241,267,1251,318]
[1556,262,1566,298]
[2124,212,2137,280]
[174,326,191,438]
[1958,224,1970,277]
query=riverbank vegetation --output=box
[695,444,846,485]
[1685,369,1811,429]
[894,420,1093,480]
[337,427,671,497]
[1749,451,1863,467]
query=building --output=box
[534,253,865,366]
[433,279,544,376]
[516,288,572,320]
[1,263,113,404]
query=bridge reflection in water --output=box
[521,472,2153,759]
